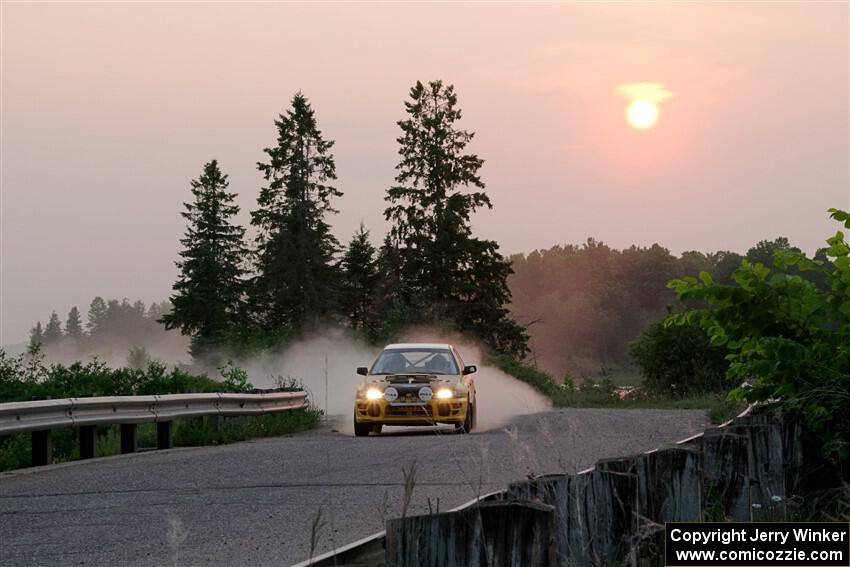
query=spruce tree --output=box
[161,160,247,356]
[43,311,63,344]
[339,224,379,333]
[384,80,528,356]
[87,297,107,337]
[251,92,342,331]
[65,306,83,339]
[29,322,44,349]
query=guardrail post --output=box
[32,430,52,466]
[79,426,97,459]
[157,421,173,450]
[120,424,137,453]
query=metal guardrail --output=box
[0,391,309,436]
[0,391,309,466]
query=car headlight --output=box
[366,388,383,400]
[435,388,453,399]
[418,386,433,401]
[383,387,398,402]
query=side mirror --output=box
[356,366,368,376]
[463,365,477,375]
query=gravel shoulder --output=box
[0,408,710,566]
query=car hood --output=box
[368,373,458,386]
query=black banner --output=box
[665,522,850,567]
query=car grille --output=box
[386,404,434,418]
[386,374,436,384]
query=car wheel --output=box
[371,424,383,435]
[456,403,474,434]
[354,417,371,437]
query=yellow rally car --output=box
[353,343,477,436]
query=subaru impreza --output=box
[353,343,477,436]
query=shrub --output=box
[630,319,729,396]
[0,347,253,404]
[667,208,850,463]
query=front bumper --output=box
[354,398,468,425]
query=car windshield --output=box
[370,348,459,375]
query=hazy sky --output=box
[2,2,848,344]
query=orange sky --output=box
[1,2,848,343]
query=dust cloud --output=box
[239,327,551,435]
[38,330,192,368]
[238,328,379,430]
[30,322,550,434]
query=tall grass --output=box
[491,354,742,423]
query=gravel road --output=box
[0,408,709,566]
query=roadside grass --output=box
[0,408,321,472]
[492,354,743,424]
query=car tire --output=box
[456,403,474,434]
[371,424,383,435]
[354,418,371,437]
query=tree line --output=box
[30,298,170,353]
[160,81,527,361]
[508,236,806,379]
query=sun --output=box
[627,100,658,130]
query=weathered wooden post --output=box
[703,410,789,522]
[120,423,137,454]
[31,429,52,466]
[780,411,803,497]
[636,444,703,566]
[702,424,750,521]
[507,475,569,565]
[594,456,640,566]
[157,421,173,449]
[385,500,555,567]
[79,425,97,459]
[736,413,786,521]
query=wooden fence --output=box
[383,409,803,567]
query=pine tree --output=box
[384,80,528,356]
[65,306,83,339]
[251,92,342,331]
[339,224,379,332]
[161,160,247,357]
[43,311,63,344]
[87,297,107,337]
[29,322,44,349]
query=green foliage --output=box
[219,361,253,392]
[86,296,108,337]
[492,354,565,399]
[161,160,247,359]
[339,224,379,334]
[65,306,83,339]
[215,326,294,360]
[383,80,528,357]
[0,347,320,471]
[746,237,799,268]
[0,347,243,404]
[493,353,734,417]
[630,320,729,396]
[29,321,43,349]
[43,311,62,345]
[126,346,151,370]
[705,396,745,425]
[667,209,850,462]
[251,92,342,332]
